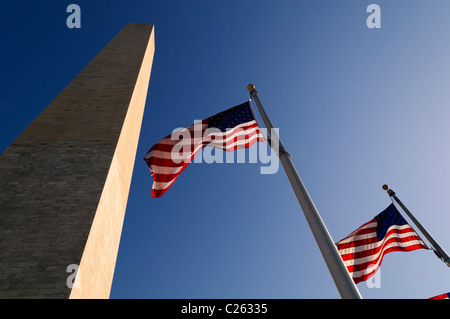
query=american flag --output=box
[429,292,450,299]
[335,203,428,284]
[144,101,265,197]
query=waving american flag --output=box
[336,203,428,284]
[429,292,450,299]
[144,101,265,197]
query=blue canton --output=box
[207,102,255,132]
[375,204,408,241]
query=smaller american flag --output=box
[144,101,265,197]
[429,292,450,299]
[336,203,428,284]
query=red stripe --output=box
[145,116,265,197]
[206,134,264,151]
[147,134,262,169]
[344,236,426,273]
[351,243,427,284]
[336,220,427,283]
[151,137,263,183]
[353,271,375,284]
[151,148,203,182]
[336,219,377,241]
[338,227,425,261]
[146,123,263,157]
[337,226,421,251]
[342,233,424,261]
[430,293,450,299]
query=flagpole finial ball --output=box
[247,84,257,94]
[382,184,389,191]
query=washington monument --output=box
[0,23,155,298]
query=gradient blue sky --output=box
[1,1,450,299]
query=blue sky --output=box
[1,1,450,299]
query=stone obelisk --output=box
[0,23,155,299]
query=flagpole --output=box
[382,184,450,267]
[247,84,362,299]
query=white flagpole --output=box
[247,84,362,299]
[383,184,450,267]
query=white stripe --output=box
[337,223,412,246]
[149,165,183,175]
[349,240,425,278]
[203,125,259,142]
[339,230,425,267]
[338,225,418,255]
[152,178,177,191]
[340,232,423,257]
[147,149,192,161]
[166,123,259,147]
[211,120,257,134]
[205,132,264,150]
[351,264,379,280]
[337,222,377,244]
[146,127,262,160]
[153,120,257,147]
[337,231,377,245]
[152,123,209,147]
[345,239,426,268]
[150,134,264,190]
